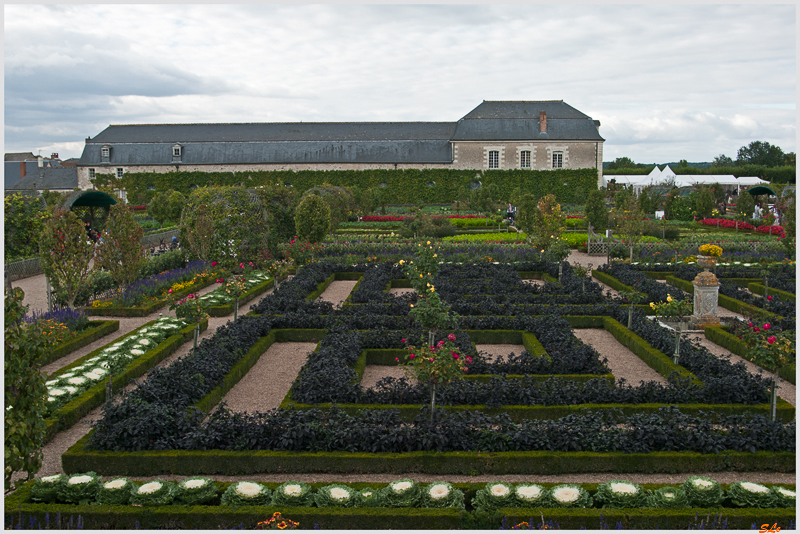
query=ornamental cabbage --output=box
[681,476,723,508]
[220,481,272,506]
[354,487,384,507]
[314,484,356,508]
[646,486,689,509]
[130,480,176,506]
[727,481,777,508]
[471,482,515,512]
[96,477,136,505]
[31,474,66,503]
[420,482,465,509]
[549,484,593,508]
[380,478,421,508]
[272,481,314,507]
[594,480,647,509]
[770,486,796,508]
[514,483,550,508]
[174,477,219,505]
[55,472,102,504]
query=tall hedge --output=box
[104,169,599,206]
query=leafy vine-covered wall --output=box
[92,168,599,206]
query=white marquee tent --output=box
[603,166,769,194]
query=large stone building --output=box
[77,100,604,189]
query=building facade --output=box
[77,101,604,189]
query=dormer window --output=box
[172,143,182,162]
[101,145,111,163]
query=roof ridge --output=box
[107,121,456,127]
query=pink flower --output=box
[249,261,254,267]
[437,340,445,348]
[429,358,434,363]
[240,263,244,269]
[168,289,173,293]
[401,338,406,343]
[395,358,399,362]
[466,356,473,363]
[753,327,760,332]
[763,323,771,330]
[212,261,217,267]
[748,323,753,327]
[767,295,773,301]
[409,354,415,359]
[452,354,459,360]
[768,336,777,344]
[448,333,456,342]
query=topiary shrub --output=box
[294,192,331,243]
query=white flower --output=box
[516,486,542,499]
[610,482,638,495]
[490,484,510,497]
[553,486,580,503]
[64,386,78,395]
[104,479,127,490]
[139,329,149,334]
[183,479,207,489]
[777,488,796,498]
[740,482,769,494]
[428,484,450,500]
[60,372,75,378]
[46,380,59,386]
[392,481,413,492]
[47,397,56,402]
[68,475,93,485]
[84,372,103,381]
[112,342,125,348]
[67,377,86,386]
[235,482,261,497]
[692,479,713,488]
[329,487,350,500]
[41,475,61,483]
[283,484,302,496]
[138,482,162,494]
[138,339,151,346]
[130,349,145,356]
[49,388,65,397]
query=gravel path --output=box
[316,280,358,308]
[474,343,525,364]
[573,329,668,385]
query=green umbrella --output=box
[745,185,777,197]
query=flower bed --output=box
[41,320,120,366]
[195,271,273,316]
[756,225,786,236]
[698,218,756,231]
[86,277,217,317]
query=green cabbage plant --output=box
[727,482,777,508]
[682,476,723,508]
[130,480,176,506]
[314,484,356,508]
[30,474,66,503]
[220,481,272,506]
[646,486,689,508]
[380,479,421,508]
[514,483,550,508]
[272,481,314,507]
[420,482,465,509]
[354,487,384,507]
[55,472,102,504]
[96,477,136,505]
[549,484,593,508]
[174,477,219,505]
[471,482,515,512]
[770,486,796,508]
[594,480,647,509]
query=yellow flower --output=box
[410,304,414,308]
[420,274,423,278]
[650,302,655,309]
[433,254,437,258]
[427,241,431,245]
[399,260,405,265]
[667,295,673,303]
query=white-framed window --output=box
[552,151,563,169]
[520,151,531,169]
[115,189,127,202]
[88,168,95,179]
[116,168,124,179]
[101,146,110,158]
[488,150,499,169]
[173,146,181,157]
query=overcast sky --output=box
[4,4,796,164]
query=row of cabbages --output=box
[43,317,188,414]
[197,271,271,307]
[30,474,795,510]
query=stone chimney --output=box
[19,162,26,179]
[37,155,43,168]
[539,111,547,133]
[51,153,59,160]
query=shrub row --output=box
[85,277,217,317]
[705,326,796,386]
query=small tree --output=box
[5,193,47,262]
[467,183,500,222]
[147,191,171,228]
[38,209,95,308]
[650,295,693,364]
[294,193,331,243]
[736,193,756,229]
[584,188,608,231]
[167,190,186,225]
[613,196,646,261]
[95,204,148,289]
[5,287,49,491]
[695,186,715,219]
[530,194,566,251]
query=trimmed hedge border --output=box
[85,278,217,317]
[666,275,782,320]
[5,479,795,530]
[705,326,796,386]
[43,318,209,444]
[42,320,119,366]
[61,430,796,476]
[206,277,275,317]
[748,282,796,304]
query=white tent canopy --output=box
[603,166,769,194]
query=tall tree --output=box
[606,157,636,170]
[737,141,785,167]
[167,190,186,225]
[147,191,171,228]
[38,209,95,308]
[95,204,148,289]
[294,192,331,243]
[584,188,609,231]
[711,154,734,167]
[613,195,646,260]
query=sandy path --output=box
[316,280,358,308]
[573,329,668,385]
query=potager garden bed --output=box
[21,258,796,528]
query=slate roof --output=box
[79,102,602,166]
[4,152,37,161]
[5,166,78,191]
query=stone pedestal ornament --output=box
[692,255,721,328]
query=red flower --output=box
[448,333,456,342]
[753,326,760,332]
[249,261,254,267]
[401,338,406,343]
[240,262,244,268]
[168,289,173,293]
[212,261,217,267]
[395,358,399,362]
[763,323,771,330]
[437,340,445,348]
[452,353,459,360]
[748,322,753,327]
[409,354,415,359]
[466,356,473,363]
[429,358,434,362]
[767,295,773,301]
[768,336,777,344]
